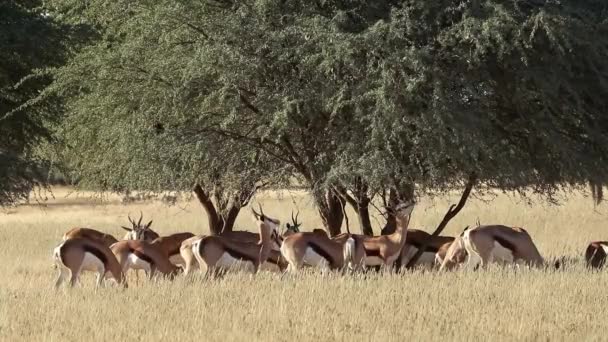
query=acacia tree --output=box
[49,0,608,239]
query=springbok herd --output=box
[52,201,608,288]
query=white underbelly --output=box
[303,247,330,268]
[491,242,514,263]
[126,253,152,272]
[169,254,185,265]
[215,253,254,272]
[80,252,105,272]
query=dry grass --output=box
[1,187,608,341]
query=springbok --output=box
[333,201,415,271]
[110,240,182,279]
[121,212,159,241]
[585,241,608,269]
[439,236,468,271]
[53,238,127,288]
[398,229,455,268]
[193,206,282,276]
[441,225,544,270]
[280,230,366,272]
[62,227,119,247]
[150,232,195,265]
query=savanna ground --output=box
[1,187,607,341]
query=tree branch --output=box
[405,173,477,268]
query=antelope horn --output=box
[138,211,143,227]
[295,210,300,224]
[127,213,134,225]
[251,205,261,220]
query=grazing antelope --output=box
[53,238,127,288]
[441,225,544,270]
[110,240,182,279]
[150,232,195,265]
[399,229,455,268]
[193,205,282,276]
[62,227,119,247]
[121,212,159,241]
[585,241,608,269]
[179,235,205,275]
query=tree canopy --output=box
[46,0,608,234]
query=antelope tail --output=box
[343,237,356,269]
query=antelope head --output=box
[252,203,282,248]
[284,210,301,236]
[121,212,158,241]
[394,200,415,218]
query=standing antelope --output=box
[110,240,182,279]
[441,225,544,270]
[280,230,366,272]
[585,241,608,269]
[53,238,127,288]
[399,229,455,268]
[150,232,195,265]
[121,212,159,241]
[193,205,282,276]
[334,201,415,270]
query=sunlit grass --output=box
[1,187,607,341]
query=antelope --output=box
[150,232,195,265]
[179,235,205,275]
[283,210,302,237]
[121,212,159,241]
[193,205,282,276]
[62,227,119,247]
[53,238,127,288]
[280,229,367,272]
[585,241,608,269]
[333,201,415,270]
[398,229,455,268]
[438,236,468,271]
[110,240,182,279]
[441,225,544,270]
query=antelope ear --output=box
[121,226,132,231]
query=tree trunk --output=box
[315,189,344,237]
[381,183,414,235]
[221,204,241,233]
[357,201,374,236]
[193,183,222,235]
[404,174,477,268]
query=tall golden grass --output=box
[1,187,607,341]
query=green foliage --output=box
[49,0,608,228]
[0,0,79,205]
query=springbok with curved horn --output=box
[585,241,608,269]
[121,212,159,241]
[441,225,544,270]
[284,210,302,236]
[193,205,282,276]
[53,238,127,288]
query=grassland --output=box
[1,187,607,341]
